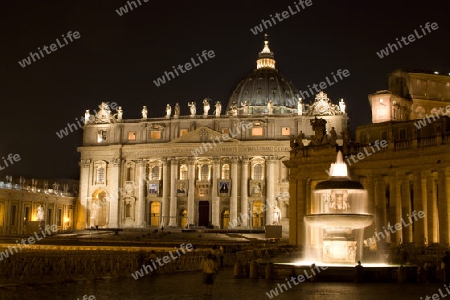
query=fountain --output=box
[272,151,412,283]
[304,151,374,264]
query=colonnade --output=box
[289,167,450,247]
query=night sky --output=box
[1,0,449,180]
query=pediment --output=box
[169,126,238,143]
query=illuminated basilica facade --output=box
[75,39,349,231]
[286,70,450,247]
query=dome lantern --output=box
[256,34,276,69]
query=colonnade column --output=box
[108,159,121,228]
[76,159,91,230]
[187,158,196,226]
[211,157,220,228]
[394,175,402,244]
[361,175,375,241]
[413,172,427,246]
[291,175,306,246]
[438,168,450,244]
[265,156,277,225]
[401,177,412,243]
[374,178,386,233]
[427,173,438,243]
[136,159,146,227]
[162,159,169,226]
[240,157,250,228]
[388,174,400,244]
[169,158,178,226]
[230,157,238,224]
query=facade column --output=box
[230,157,239,224]
[413,172,427,246]
[427,173,439,243]
[162,159,169,226]
[265,156,277,225]
[187,158,196,226]
[240,157,250,228]
[76,159,91,229]
[211,157,220,228]
[438,168,450,244]
[108,159,121,228]
[169,158,178,227]
[136,159,146,227]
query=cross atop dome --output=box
[256,34,276,69]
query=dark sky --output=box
[1,0,449,180]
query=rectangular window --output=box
[281,127,290,136]
[150,131,161,140]
[180,129,188,137]
[252,127,263,136]
[128,132,136,141]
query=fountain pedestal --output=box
[323,239,357,263]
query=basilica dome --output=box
[227,38,300,115]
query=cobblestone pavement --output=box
[0,267,442,300]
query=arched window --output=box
[201,164,210,181]
[151,166,160,180]
[180,165,188,180]
[222,164,230,179]
[253,164,262,180]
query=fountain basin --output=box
[304,214,374,229]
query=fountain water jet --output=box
[304,151,374,264]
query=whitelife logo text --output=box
[18,31,81,68]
